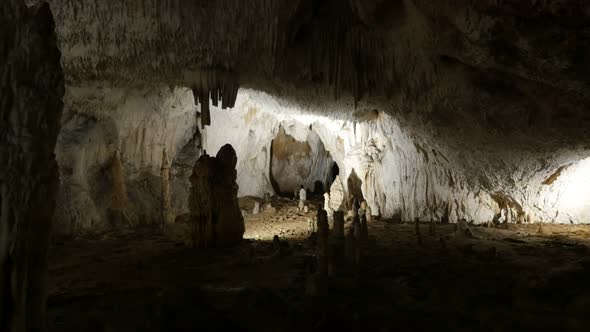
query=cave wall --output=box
[46,0,590,227]
[0,1,64,330]
[270,127,333,195]
[201,89,499,222]
[54,86,199,235]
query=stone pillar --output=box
[329,211,345,276]
[316,208,329,278]
[359,214,369,243]
[108,150,132,226]
[345,228,357,263]
[0,2,65,331]
[332,211,345,238]
[161,149,174,227]
[188,144,245,248]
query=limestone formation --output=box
[345,228,357,266]
[359,201,367,216]
[253,201,260,215]
[324,193,334,219]
[108,150,133,226]
[329,211,346,277]
[328,176,345,213]
[316,208,330,278]
[0,1,65,330]
[359,214,369,243]
[188,144,245,248]
[332,211,345,239]
[352,199,360,217]
[161,149,174,227]
[365,205,372,223]
[48,0,590,230]
[299,187,307,202]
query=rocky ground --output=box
[241,196,323,241]
[48,198,590,331]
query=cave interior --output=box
[2,0,590,331]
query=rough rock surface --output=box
[328,176,346,213]
[188,144,245,248]
[47,0,590,231]
[54,86,199,234]
[0,1,64,330]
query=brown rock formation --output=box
[160,149,174,228]
[0,1,65,330]
[188,144,245,248]
[108,150,133,227]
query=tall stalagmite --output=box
[108,151,132,226]
[160,149,174,227]
[0,1,65,331]
[188,144,245,248]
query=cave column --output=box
[161,149,174,227]
[0,1,65,331]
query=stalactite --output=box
[191,69,239,127]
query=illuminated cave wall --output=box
[54,86,590,236]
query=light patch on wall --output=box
[556,157,590,222]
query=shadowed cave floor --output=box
[48,201,590,332]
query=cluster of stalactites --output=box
[191,69,239,127]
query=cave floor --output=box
[48,202,590,331]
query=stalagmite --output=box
[333,211,345,238]
[0,1,64,330]
[323,192,333,218]
[365,205,372,223]
[188,144,245,248]
[108,150,133,226]
[161,149,174,227]
[359,214,368,243]
[345,228,356,263]
[329,211,346,277]
[316,207,330,278]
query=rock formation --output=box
[108,151,133,227]
[328,176,345,213]
[0,1,64,330]
[188,144,245,248]
[161,149,174,227]
[43,0,590,228]
[316,208,330,278]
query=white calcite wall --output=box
[204,93,333,197]
[55,87,590,236]
[203,89,499,222]
[54,85,199,234]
